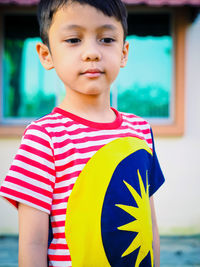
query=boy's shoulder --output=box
[119,111,153,148]
[119,110,151,129]
[24,108,72,134]
[22,109,68,142]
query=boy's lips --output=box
[80,68,105,78]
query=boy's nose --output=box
[81,42,101,62]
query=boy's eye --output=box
[100,38,115,44]
[65,38,81,44]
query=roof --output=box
[0,0,200,5]
[123,0,200,5]
[0,0,39,4]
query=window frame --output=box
[112,9,175,127]
[0,6,39,136]
[153,7,187,136]
[124,6,188,136]
[0,6,188,137]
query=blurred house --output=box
[0,0,200,235]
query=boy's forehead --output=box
[50,2,123,33]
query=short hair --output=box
[37,0,128,46]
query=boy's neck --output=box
[58,91,116,123]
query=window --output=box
[111,8,187,136]
[112,13,173,123]
[0,8,188,136]
[1,14,65,126]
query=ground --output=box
[0,235,199,267]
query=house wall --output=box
[0,12,200,236]
[154,13,200,235]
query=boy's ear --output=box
[120,41,129,68]
[36,42,54,70]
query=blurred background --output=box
[0,0,200,266]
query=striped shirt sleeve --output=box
[0,122,56,214]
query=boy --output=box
[0,0,165,266]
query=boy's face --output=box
[37,2,129,98]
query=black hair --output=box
[37,0,128,46]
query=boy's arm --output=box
[150,196,160,267]
[18,203,49,267]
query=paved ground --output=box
[160,235,200,267]
[0,235,200,267]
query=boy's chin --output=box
[75,86,108,97]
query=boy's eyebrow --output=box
[98,24,118,32]
[60,24,118,32]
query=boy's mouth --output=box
[81,68,105,78]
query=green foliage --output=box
[117,84,169,118]
[4,39,24,117]
[3,38,55,120]
[19,90,55,118]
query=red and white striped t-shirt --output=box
[0,107,164,267]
